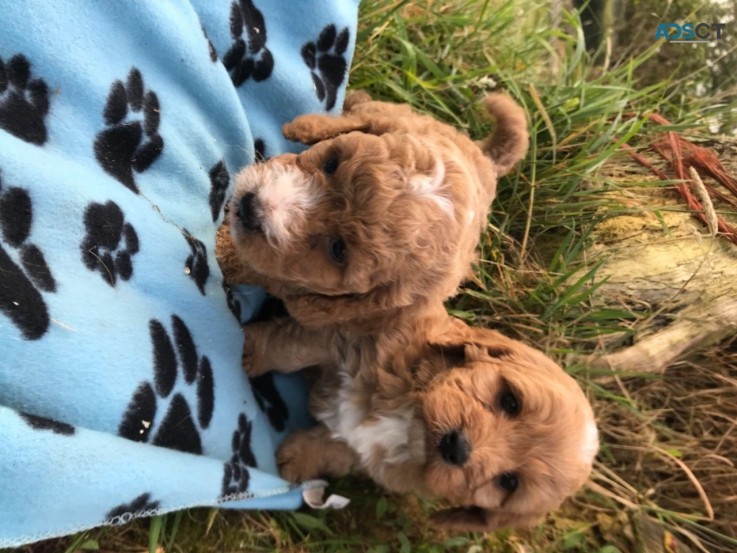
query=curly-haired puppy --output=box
[217,90,528,332]
[249,309,598,533]
[215,92,598,531]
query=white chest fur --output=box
[316,372,419,469]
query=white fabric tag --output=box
[302,482,351,510]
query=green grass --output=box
[13,1,737,552]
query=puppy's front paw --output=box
[282,118,315,144]
[277,432,321,482]
[242,326,269,377]
[282,116,347,145]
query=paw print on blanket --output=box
[208,160,230,222]
[94,68,164,193]
[118,316,214,455]
[0,178,56,340]
[0,54,50,145]
[20,412,75,435]
[201,25,219,63]
[222,281,242,321]
[221,413,258,498]
[301,25,350,111]
[223,0,274,86]
[183,231,210,294]
[250,373,289,432]
[254,138,267,162]
[80,201,139,286]
[105,493,160,525]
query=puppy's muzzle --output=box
[438,430,470,466]
[237,192,263,233]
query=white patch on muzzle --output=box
[237,164,321,247]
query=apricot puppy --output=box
[213,91,600,531]
[256,311,599,532]
[217,90,528,332]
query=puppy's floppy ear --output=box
[430,506,544,533]
[428,318,516,362]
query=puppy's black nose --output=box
[438,430,470,466]
[237,192,262,232]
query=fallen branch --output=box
[586,298,737,375]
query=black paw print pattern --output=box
[118,315,215,455]
[183,231,210,294]
[105,493,160,524]
[20,412,75,435]
[222,281,241,321]
[222,0,274,86]
[208,160,230,222]
[94,68,164,193]
[254,138,267,162]
[0,179,56,340]
[250,373,289,432]
[80,201,139,287]
[301,25,350,111]
[0,54,50,145]
[221,413,257,498]
[202,25,218,63]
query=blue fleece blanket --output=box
[0,0,357,546]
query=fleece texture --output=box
[0,0,358,546]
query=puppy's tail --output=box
[477,93,529,177]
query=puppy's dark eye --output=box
[486,346,511,358]
[323,156,339,174]
[499,390,520,416]
[498,472,519,493]
[328,237,347,265]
